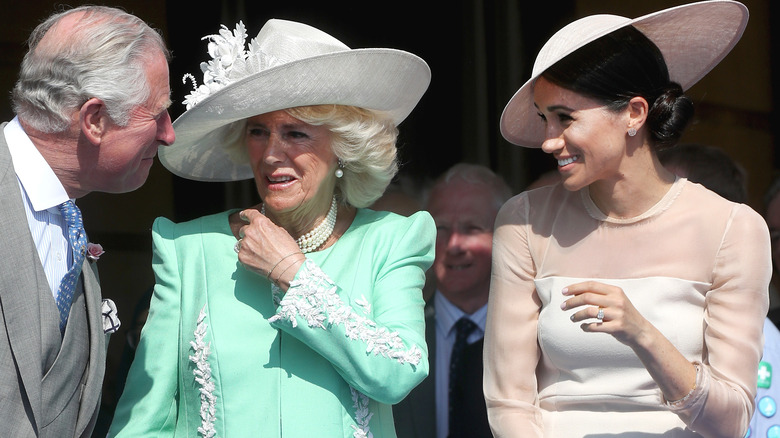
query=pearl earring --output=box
[627,127,637,137]
[335,159,344,178]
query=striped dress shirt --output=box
[5,118,72,299]
[434,291,488,438]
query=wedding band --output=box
[234,238,242,254]
[596,307,604,322]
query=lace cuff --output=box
[268,259,423,365]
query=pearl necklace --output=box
[262,196,338,253]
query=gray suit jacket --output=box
[0,122,106,437]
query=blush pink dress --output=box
[484,178,770,437]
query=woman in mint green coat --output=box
[109,19,434,438]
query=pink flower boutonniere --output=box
[86,243,105,261]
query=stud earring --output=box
[627,127,637,137]
[335,159,344,178]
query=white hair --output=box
[426,163,513,211]
[12,5,169,133]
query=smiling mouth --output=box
[558,156,579,167]
[267,175,295,184]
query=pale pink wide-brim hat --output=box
[160,19,431,181]
[500,0,748,148]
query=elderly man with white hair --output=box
[0,6,174,437]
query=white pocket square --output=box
[102,298,121,334]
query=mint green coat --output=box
[109,208,434,437]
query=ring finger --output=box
[569,305,606,323]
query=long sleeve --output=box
[483,194,544,437]
[674,204,771,437]
[269,211,435,405]
[108,217,182,437]
[483,182,772,438]
[106,209,432,438]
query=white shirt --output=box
[5,117,72,298]
[434,290,488,438]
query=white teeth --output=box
[558,156,579,166]
[269,176,293,183]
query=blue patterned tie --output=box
[57,200,87,333]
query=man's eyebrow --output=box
[154,98,173,115]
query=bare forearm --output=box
[629,321,697,403]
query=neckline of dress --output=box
[580,176,685,224]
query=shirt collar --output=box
[5,117,70,212]
[434,290,488,337]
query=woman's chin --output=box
[560,177,584,192]
[262,199,293,213]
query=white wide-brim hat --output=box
[500,0,748,148]
[160,19,431,181]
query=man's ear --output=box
[79,97,108,145]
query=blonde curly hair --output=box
[223,105,399,208]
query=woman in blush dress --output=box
[484,1,770,437]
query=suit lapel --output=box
[74,255,105,436]
[0,126,46,428]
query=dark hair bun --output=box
[647,83,693,149]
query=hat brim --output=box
[500,0,749,147]
[161,48,431,181]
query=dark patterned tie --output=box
[449,317,477,432]
[56,200,87,333]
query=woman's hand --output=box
[561,280,651,346]
[235,207,305,288]
[561,280,699,405]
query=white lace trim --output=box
[271,282,283,306]
[189,306,218,438]
[350,387,374,438]
[269,259,423,366]
[355,295,371,315]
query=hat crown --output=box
[532,15,630,78]
[256,19,350,64]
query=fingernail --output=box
[561,287,569,295]
[569,314,575,322]
[560,301,567,310]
